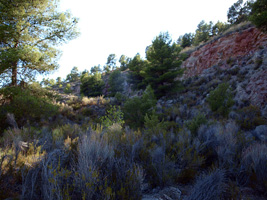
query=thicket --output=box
[80,72,104,97]
[0,84,58,134]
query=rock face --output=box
[182,27,267,78]
[181,26,267,109]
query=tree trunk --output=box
[11,63,17,86]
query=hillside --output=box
[1,25,267,200]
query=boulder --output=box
[142,187,182,200]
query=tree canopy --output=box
[144,32,183,98]
[0,0,79,87]
[249,0,267,32]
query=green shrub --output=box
[123,85,157,129]
[80,72,104,97]
[100,105,124,128]
[64,83,72,94]
[186,113,207,137]
[0,86,58,132]
[249,0,267,32]
[206,83,234,117]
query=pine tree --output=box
[144,32,183,98]
[0,0,79,87]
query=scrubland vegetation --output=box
[1,0,267,199]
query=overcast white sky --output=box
[44,0,238,80]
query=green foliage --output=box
[212,21,230,36]
[0,85,58,131]
[101,106,124,128]
[206,83,234,117]
[108,70,124,96]
[193,20,213,45]
[123,85,157,128]
[128,53,147,90]
[66,66,80,82]
[119,55,130,71]
[145,32,183,98]
[0,0,79,86]
[106,54,117,71]
[249,0,267,32]
[186,113,207,137]
[227,0,252,24]
[90,65,102,74]
[144,111,169,137]
[56,77,62,84]
[64,83,72,94]
[80,72,104,97]
[114,92,127,105]
[177,33,194,48]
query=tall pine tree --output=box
[144,32,183,98]
[0,0,79,87]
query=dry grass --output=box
[81,95,110,106]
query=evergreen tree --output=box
[66,66,80,82]
[0,0,79,87]
[177,33,194,48]
[90,65,102,74]
[144,32,183,98]
[227,0,252,24]
[108,70,124,96]
[80,72,104,97]
[128,53,147,90]
[106,54,117,70]
[193,20,213,45]
[249,0,267,32]
[119,55,130,71]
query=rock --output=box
[253,125,267,142]
[181,27,267,78]
[142,187,182,200]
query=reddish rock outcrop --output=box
[182,27,267,78]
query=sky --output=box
[44,0,238,80]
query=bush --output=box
[64,83,72,94]
[186,169,226,200]
[236,105,266,130]
[242,143,267,194]
[100,105,124,128]
[123,85,157,129]
[0,86,58,132]
[206,83,234,117]
[186,113,207,137]
[80,72,104,97]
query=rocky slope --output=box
[181,25,267,110]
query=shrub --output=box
[206,83,234,117]
[186,169,226,200]
[80,72,104,97]
[236,105,266,130]
[186,113,207,137]
[64,83,72,94]
[0,86,58,132]
[242,143,267,194]
[100,105,124,128]
[123,85,157,129]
